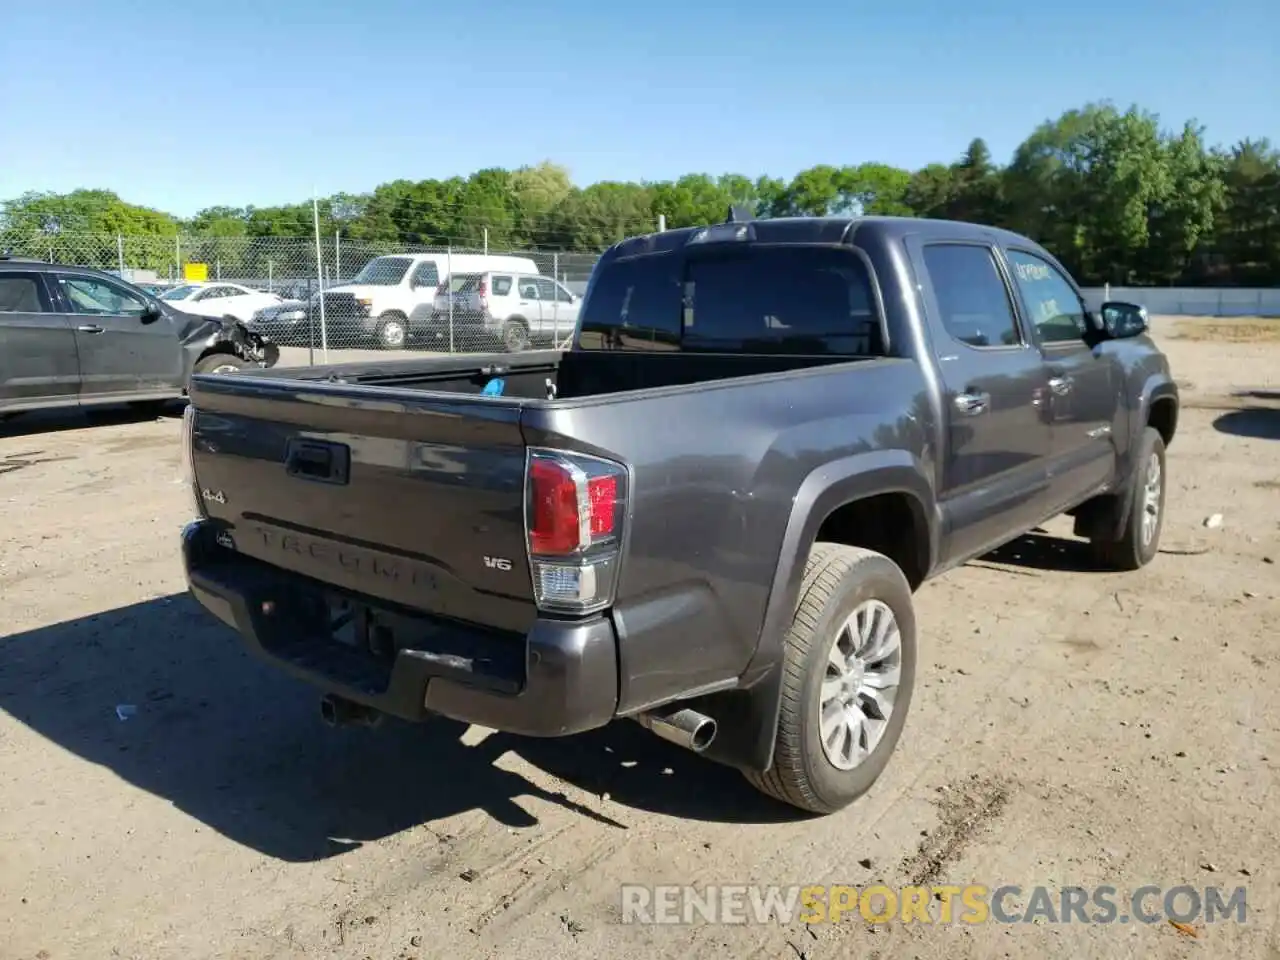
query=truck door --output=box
[909,238,1054,564]
[1001,247,1118,512]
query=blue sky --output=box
[1,0,1274,217]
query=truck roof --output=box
[605,215,1040,261]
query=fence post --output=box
[658,214,666,232]
[312,196,328,363]
[216,258,221,281]
[335,230,341,280]
[447,246,455,353]
[553,252,559,284]
[483,229,488,256]
[116,235,125,276]
[268,260,273,292]
[175,236,181,277]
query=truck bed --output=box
[231,348,863,402]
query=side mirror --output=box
[141,302,164,324]
[1100,301,1148,339]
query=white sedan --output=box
[159,282,282,323]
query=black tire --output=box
[1090,426,1166,570]
[193,354,250,375]
[502,318,531,352]
[376,313,408,349]
[744,543,917,815]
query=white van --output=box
[320,252,539,348]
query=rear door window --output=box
[0,274,51,313]
[491,275,513,296]
[921,244,1022,348]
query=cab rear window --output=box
[577,247,881,355]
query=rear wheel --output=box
[376,313,407,349]
[745,543,917,814]
[502,318,531,352]
[194,354,250,376]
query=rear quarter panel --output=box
[521,358,936,713]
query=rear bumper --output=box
[180,519,619,736]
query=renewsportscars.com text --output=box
[620,883,1248,926]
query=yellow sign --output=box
[183,262,209,281]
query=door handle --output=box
[76,324,105,334]
[284,437,350,485]
[953,391,990,416]
[1048,375,1073,395]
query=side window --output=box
[492,275,513,296]
[518,277,540,299]
[0,274,50,313]
[555,283,574,303]
[59,276,148,316]
[577,253,681,350]
[410,261,439,288]
[193,287,218,301]
[921,244,1021,348]
[1005,249,1088,344]
[534,278,557,301]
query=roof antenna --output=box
[726,205,751,223]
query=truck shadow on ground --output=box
[0,402,184,439]
[979,532,1104,574]
[0,595,797,864]
[1213,406,1280,440]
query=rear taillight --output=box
[525,448,627,614]
[478,278,489,310]
[181,405,206,519]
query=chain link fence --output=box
[0,229,604,362]
[7,227,1276,367]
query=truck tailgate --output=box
[187,377,537,633]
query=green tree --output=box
[7,100,1276,285]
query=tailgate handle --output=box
[285,438,350,485]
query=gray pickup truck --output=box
[179,214,1179,815]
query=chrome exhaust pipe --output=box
[320,694,382,728]
[633,704,717,753]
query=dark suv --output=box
[0,257,279,420]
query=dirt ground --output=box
[1,318,1277,960]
